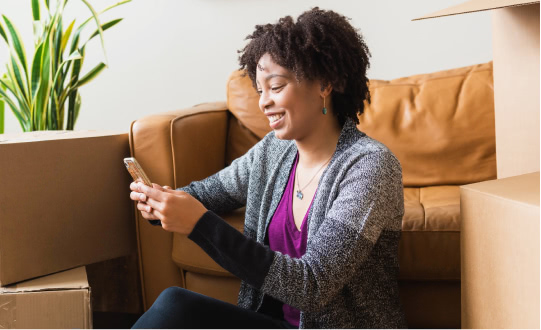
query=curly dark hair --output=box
[238,7,371,126]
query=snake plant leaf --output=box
[1,71,30,121]
[79,0,107,65]
[52,50,81,92]
[53,17,63,67]
[2,15,29,76]
[60,19,75,54]
[0,21,7,43]
[31,42,44,98]
[0,87,26,131]
[74,62,106,88]
[1,0,129,131]
[0,73,16,96]
[7,55,29,106]
[85,19,122,46]
[69,0,130,60]
[35,35,53,131]
[65,91,81,129]
[32,0,40,21]
[73,91,81,125]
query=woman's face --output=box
[255,53,324,141]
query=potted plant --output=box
[0,0,130,132]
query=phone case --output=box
[124,158,152,186]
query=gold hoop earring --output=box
[322,96,327,115]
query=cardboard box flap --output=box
[0,129,126,144]
[413,0,540,20]
[461,172,540,207]
[0,267,88,294]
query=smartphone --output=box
[124,157,152,186]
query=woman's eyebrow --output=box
[265,74,288,81]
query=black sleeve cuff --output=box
[188,210,275,289]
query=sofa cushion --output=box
[226,62,496,187]
[399,186,460,280]
[359,62,496,186]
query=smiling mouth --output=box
[268,113,284,123]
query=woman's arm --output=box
[187,150,404,312]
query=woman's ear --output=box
[320,83,333,97]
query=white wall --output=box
[0,0,493,133]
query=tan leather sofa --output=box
[129,62,495,329]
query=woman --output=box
[130,7,406,329]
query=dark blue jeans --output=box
[132,287,294,329]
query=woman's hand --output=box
[129,182,207,234]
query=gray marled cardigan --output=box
[181,118,407,328]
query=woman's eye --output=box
[256,90,262,95]
[271,86,283,92]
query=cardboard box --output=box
[414,0,540,179]
[0,266,92,329]
[460,172,540,328]
[0,130,136,286]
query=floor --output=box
[93,312,143,329]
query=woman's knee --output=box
[152,287,190,309]
[132,287,193,329]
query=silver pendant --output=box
[296,190,304,200]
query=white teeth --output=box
[268,113,284,123]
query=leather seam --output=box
[369,67,493,88]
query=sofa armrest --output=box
[129,101,229,309]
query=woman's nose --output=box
[259,91,273,111]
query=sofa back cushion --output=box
[226,62,496,187]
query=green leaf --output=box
[0,21,8,44]
[34,34,53,131]
[67,90,80,130]
[7,55,29,105]
[79,0,107,64]
[32,0,40,21]
[60,19,75,54]
[0,73,30,121]
[84,19,122,46]
[74,62,105,88]
[53,16,63,68]
[0,87,27,131]
[69,0,130,55]
[50,88,59,129]
[2,15,29,76]
[73,91,81,126]
[52,50,81,94]
[31,42,44,98]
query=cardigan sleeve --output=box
[188,150,404,313]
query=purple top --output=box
[268,154,315,327]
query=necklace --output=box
[295,155,333,200]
